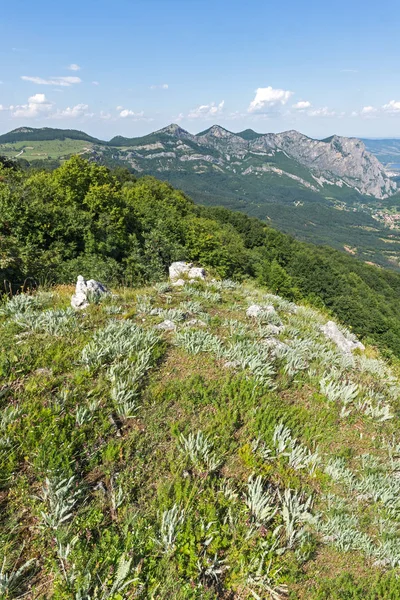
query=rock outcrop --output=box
[169,262,206,283]
[71,275,107,310]
[246,304,275,318]
[137,124,397,200]
[321,320,365,354]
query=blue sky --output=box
[1,0,400,139]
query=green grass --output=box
[0,139,93,160]
[1,279,400,598]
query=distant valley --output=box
[362,138,400,178]
[2,124,400,271]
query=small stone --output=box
[156,319,176,331]
[264,324,284,336]
[171,278,186,287]
[246,304,276,318]
[224,360,241,369]
[186,318,207,327]
[34,367,53,376]
[246,304,263,318]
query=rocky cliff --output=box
[144,124,396,199]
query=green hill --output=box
[2,157,400,597]
[0,127,103,144]
[2,155,400,359]
[2,276,400,598]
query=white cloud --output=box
[308,106,336,117]
[67,63,81,71]
[383,100,400,114]
[92,81,100,86]
[11,93,53,118]
[21,75,82,87]
[119,108,145,119]
[292,100,311,110]
[248,86,293,113]
[188,100,225,119]
[116,105,123,111]
[100,111,112,120]
[150,83,169,90]
[51,104,90,119]
[359,105,378,118]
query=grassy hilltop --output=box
[2,156,400,359]
[2,157,400,598]
[2,279,400,598]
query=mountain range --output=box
[0,124,396,199]
[1,124,400,270]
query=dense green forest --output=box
[0,128,102,145]
[1,155,400,357]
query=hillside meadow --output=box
[2,278,400,598]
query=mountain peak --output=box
[237,129,261,141]
[278,129,312,141]
[197,125,234,138]
[156,123,190,137]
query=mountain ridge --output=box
[1,123,393,199]
[2,124,400,272]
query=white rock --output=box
[169,261,206,282]
[246,304,263,318]
[321,320,365,354]
[264,305,276,314]
[264,324,284,336]
[188,267,206,280]
[75,274,87,295]
[169,261,192,281]
[224,360,241,369]
[86,279,107,294]
[71,275,107,310]
[156,319,176,331]
[171,278,186,287]
[71,291,89,310]
[186,318,207,327]
[246,304,275,318]
[246,304,276,318]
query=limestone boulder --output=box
[321,320,365,354]
[169,262,206,282]
[71,275,107,310]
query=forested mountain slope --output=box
[1,156,400,358]
[2,126,400,271]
